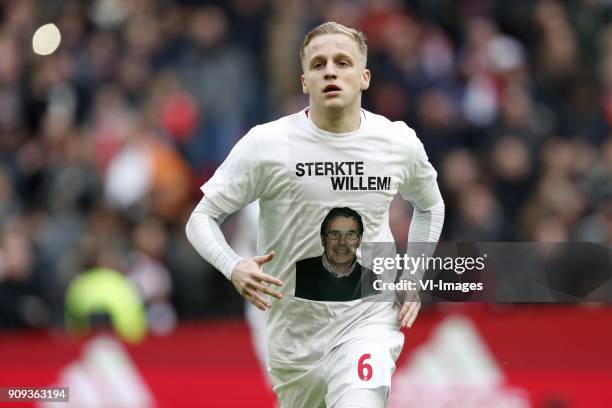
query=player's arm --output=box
[398,200,445,328]
[186,198,283,311]
[395,123,445,328]
[186,127,284,310]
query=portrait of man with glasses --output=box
[294,207,380,302]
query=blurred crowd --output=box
[1,0,612,331]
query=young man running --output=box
[186,22,445,408]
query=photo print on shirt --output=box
[294,207,381,301]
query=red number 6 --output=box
[357,353,373,381]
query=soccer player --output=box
[186,22,444,408]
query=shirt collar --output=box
[322,253,357,277]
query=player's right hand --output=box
[231,251,283,311]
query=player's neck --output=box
[309,105,361,134]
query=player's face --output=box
[301,34,370,113]
[323,216,361,271]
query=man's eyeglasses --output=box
[325,231,360,241]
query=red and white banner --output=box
[0,306,610,407]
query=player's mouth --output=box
[323,84,341,95]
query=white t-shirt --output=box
[202,108,442,368]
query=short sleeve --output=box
[201,127,265,214]
[395,122,443,211]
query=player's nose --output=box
[323,63,337,78]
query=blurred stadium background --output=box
[0,0,611,406]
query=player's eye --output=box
[338,60,350,67]
[312,62,324,69]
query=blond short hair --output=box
[300,22,368,67]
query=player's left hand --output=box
[396,288,421,329]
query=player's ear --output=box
[360,68,371,91]
[301,74,308,94]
